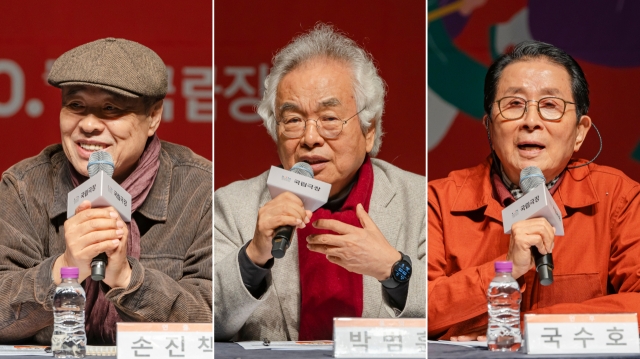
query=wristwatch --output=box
[379,252,412,289]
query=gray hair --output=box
[257,23,386,156]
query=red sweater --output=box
[428,158,640,339]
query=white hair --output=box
[256,23,386,156]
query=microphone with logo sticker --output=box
[67,151,131,281]
[266,162,331,259]
[502,166,564,286]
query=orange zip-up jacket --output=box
[428,158,640,339]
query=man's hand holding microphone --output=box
[247,192,312,266]
[53,202,130,287]
[246,162,315,266]
[507,218,555,280]
[503,166,561,284]
[53,150,132,288]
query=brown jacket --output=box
[0,142,212,344]
[428,158,640,339]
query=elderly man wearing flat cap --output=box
[0,38,211,344]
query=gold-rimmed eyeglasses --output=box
[278,108,365,139]
[495,96,575,121]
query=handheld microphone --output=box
[519,166,554,286]
[502,166,564,285]
[88,151,113,281]
[271,162,315,259]
[67,150,132,281]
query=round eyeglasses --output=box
[495,96,575,121]
[278,108,365,139]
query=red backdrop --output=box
[214,1,426,190]
[0,1,212,175]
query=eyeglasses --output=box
[495,96,575,121]
[277,108,365,139]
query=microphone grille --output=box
[88,151,115,178]
[519,166,545,194]
[290,162,314,179]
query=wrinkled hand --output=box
[450,329,487,342]
[53,201,124,284]
[103,214,131,289]
[247,192,312,266]
[306,203,400,280]
[507,217,555,279]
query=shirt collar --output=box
[495,163,565,207]
[451,158,598,220]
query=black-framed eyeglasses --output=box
[495,96,575,121]
[277,108,366,139]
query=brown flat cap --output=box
[48,38,168,98]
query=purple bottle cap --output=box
[60,267,79,279]
[494,261,513,273]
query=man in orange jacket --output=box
[428,40,640,340]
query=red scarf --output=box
[69,134,161,344]
[296,156,374,340]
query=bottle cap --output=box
[494,261,513,272]
[60,267,79,279]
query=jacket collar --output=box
[365,160,400,317]
[50,152,75,220]
[450,158,599,222]
[135,147,171,221]
[49,144,171,222]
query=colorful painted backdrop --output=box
[429,0,640,182]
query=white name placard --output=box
[67,171,132,222]
[116,323,212,358]
[524,313,639,354]
[502,184,564,235]
[266,166,331,212]
[333,318,426,358]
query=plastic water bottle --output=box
[487,261,522,351]
[52,267,87,358]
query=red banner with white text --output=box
[214,1,426,190]
[0,1,212,175]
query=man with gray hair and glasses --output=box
[214,24,425,341]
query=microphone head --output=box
[519,166,545,194]
[290,162,314,179]
[87,151,115,178]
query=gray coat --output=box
[214,158,426,341]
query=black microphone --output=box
[271,162,314,259]
[88,151,115,281]
[519,166,554,286]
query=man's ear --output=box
[365,120,376,153]
[147,100,163,137]
[482,115,493,149]
[574,115,592,152]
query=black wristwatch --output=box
[379,252,412,289]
